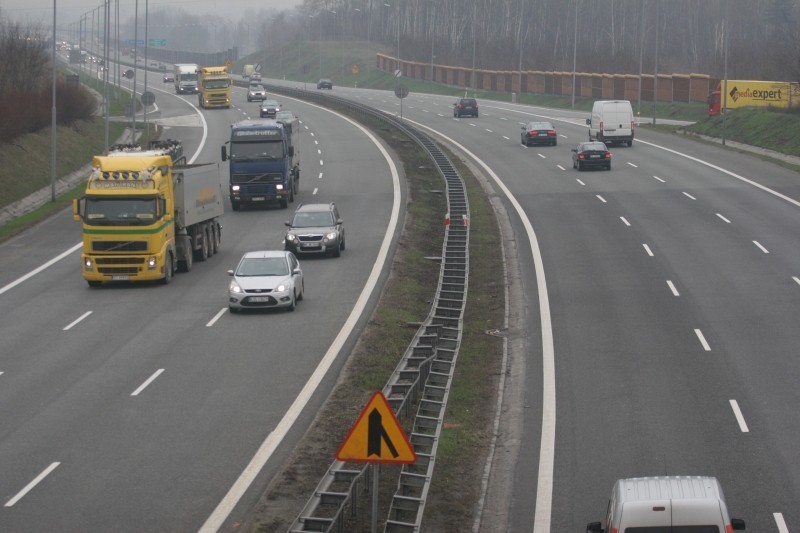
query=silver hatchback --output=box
[228,250,304,312]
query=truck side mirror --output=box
[586,118,591,125]
[731,519,745,530]
[586,522,604,533]
[72,198,82,221]
[220,145,227,162]
[288,146,294,157]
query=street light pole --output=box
[50,0,57,202]
[571,0,578,108]
[471,1,476,93]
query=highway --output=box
[0,79,404,531]
[318,85,800,531]
[1,63,799,531]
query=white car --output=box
[247,85,266,102]
[228,251,304,313]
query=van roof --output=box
[616,476,724,502]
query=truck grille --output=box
[96,258,146,265]
[92,241,148,252]
[97,266,141,275]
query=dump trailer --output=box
[198,65,231,109]
[73,140,224,286]
[221,116,300,210]
[708,79,800,116]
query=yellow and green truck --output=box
[73,140,224,286]
[198,65,231,109]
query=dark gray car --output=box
[284,203,345,257]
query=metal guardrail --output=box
[253,82,470,532]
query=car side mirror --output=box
[586,118,591,125]
[293,268,301,276]
[227,270,234,276]
[731,519,745,530]
[586,522,604,533]
[521,125,526,130]
[285,221,291,227]
[337,218,343,225]
[571,148,578,153]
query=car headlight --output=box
[325,231,337,241]
[285,234,297,242]
[275,283,288,292]
[229,280,242,293]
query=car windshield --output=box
[583,143,607,151]
[237,257,289,276]
[529,123,552,130]
[250,86,264,92]
[292,211,334,228]
[263,101,279,107]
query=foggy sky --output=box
[1,0,303,24]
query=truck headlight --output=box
[147,256,157,270]
[84,258,93,271]
[231,185,240,192]
[276,184,284,191]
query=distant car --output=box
[453,97,478,118]
[158,64,167,72]
[572,141,612,171]
[162,74,174,83]
[228,250,304,313]
[249,73,262,83]
[260,99,281,118]
[149,61,158,68]
[521,121,558,146]
[284,202,345,257]
[247,85,267,102]
[317,78,333,89]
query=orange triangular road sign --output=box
[336,391,417,463]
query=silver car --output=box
[228,251,304,312]
[247,85,266,102]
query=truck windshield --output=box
[84,197,158,225]
[229,140,284,161]
[179,73,197,81]
[204,79,230,89]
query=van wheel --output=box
[628,139,634,147]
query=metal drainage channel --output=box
[264,86,470,532]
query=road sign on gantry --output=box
[336,391,416,463]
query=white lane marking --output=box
[500,117,508,121]
[317,149,322,155]
[536,154,546,159]
[131,369,164,396]
[793,276,800,286]
[0,243,82,297]
[422,109,429,113]
[774,513,789,533]
[398,116,557,533]
[319,160,323,166]
[309,131,314,135]
[502,135,510,140]
[201,99,403,533]
[576,179,585,186]
[753,241,770,253]
[627,162,638,168]
[620,217,631,227]
[206,308,227,327]
[318,172,323,179]
[5,462,60,507]
[63,311,92,331]
[470,123,476,127]
[694,329,711,351]
[682,192,697,200]
[653,175,665,183]
[486,129,493,133]
[596,195,607,203]
[436,113,444,117]
[729,399,750,433]
[312,187,319,195]
[643,244,654,257]
[716,213,732,223]
[314,139,319,145]
[666,280,680,296]
[555,164,567,171]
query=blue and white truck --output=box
[221,116,300,210]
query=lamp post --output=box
[571,0,578,108]
[50,0,57,202]
[384,3,400,74]
[471,0,477,93]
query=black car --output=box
[284,203,345,257]
[259,99,281,118]
[453,97,478,118]
[317,78,333,89]
[572,142,612,171]
[521,121,558,146]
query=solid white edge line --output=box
[774,512,789,533]
[4,462,60,507]
[199,99,402,533]
[131,368,164,397]
[716,213,732,223]
[643,244,654,257]
[694,329,711,351]
[0,243,82,296]
[729,399,750,433]
[63,310,93,331]
[206,308,227,327]
[398,116,556,533]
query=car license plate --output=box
[249,296,270,302]
[252,197,265,201]
[590,154,600,158]
[112,275,129,280]
[538,133,547,136]
[301,243,320,248]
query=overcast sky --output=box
[1,0,303,24]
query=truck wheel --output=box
[179,246,193,272]
[279,198,288,209]
[289,186,295,203]
[161,254,173,284]
[196,228,209,262]
[211,224,220,254]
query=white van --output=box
[587,476,745,532]
[586,100,635,146]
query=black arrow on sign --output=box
[367,408,399,458]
